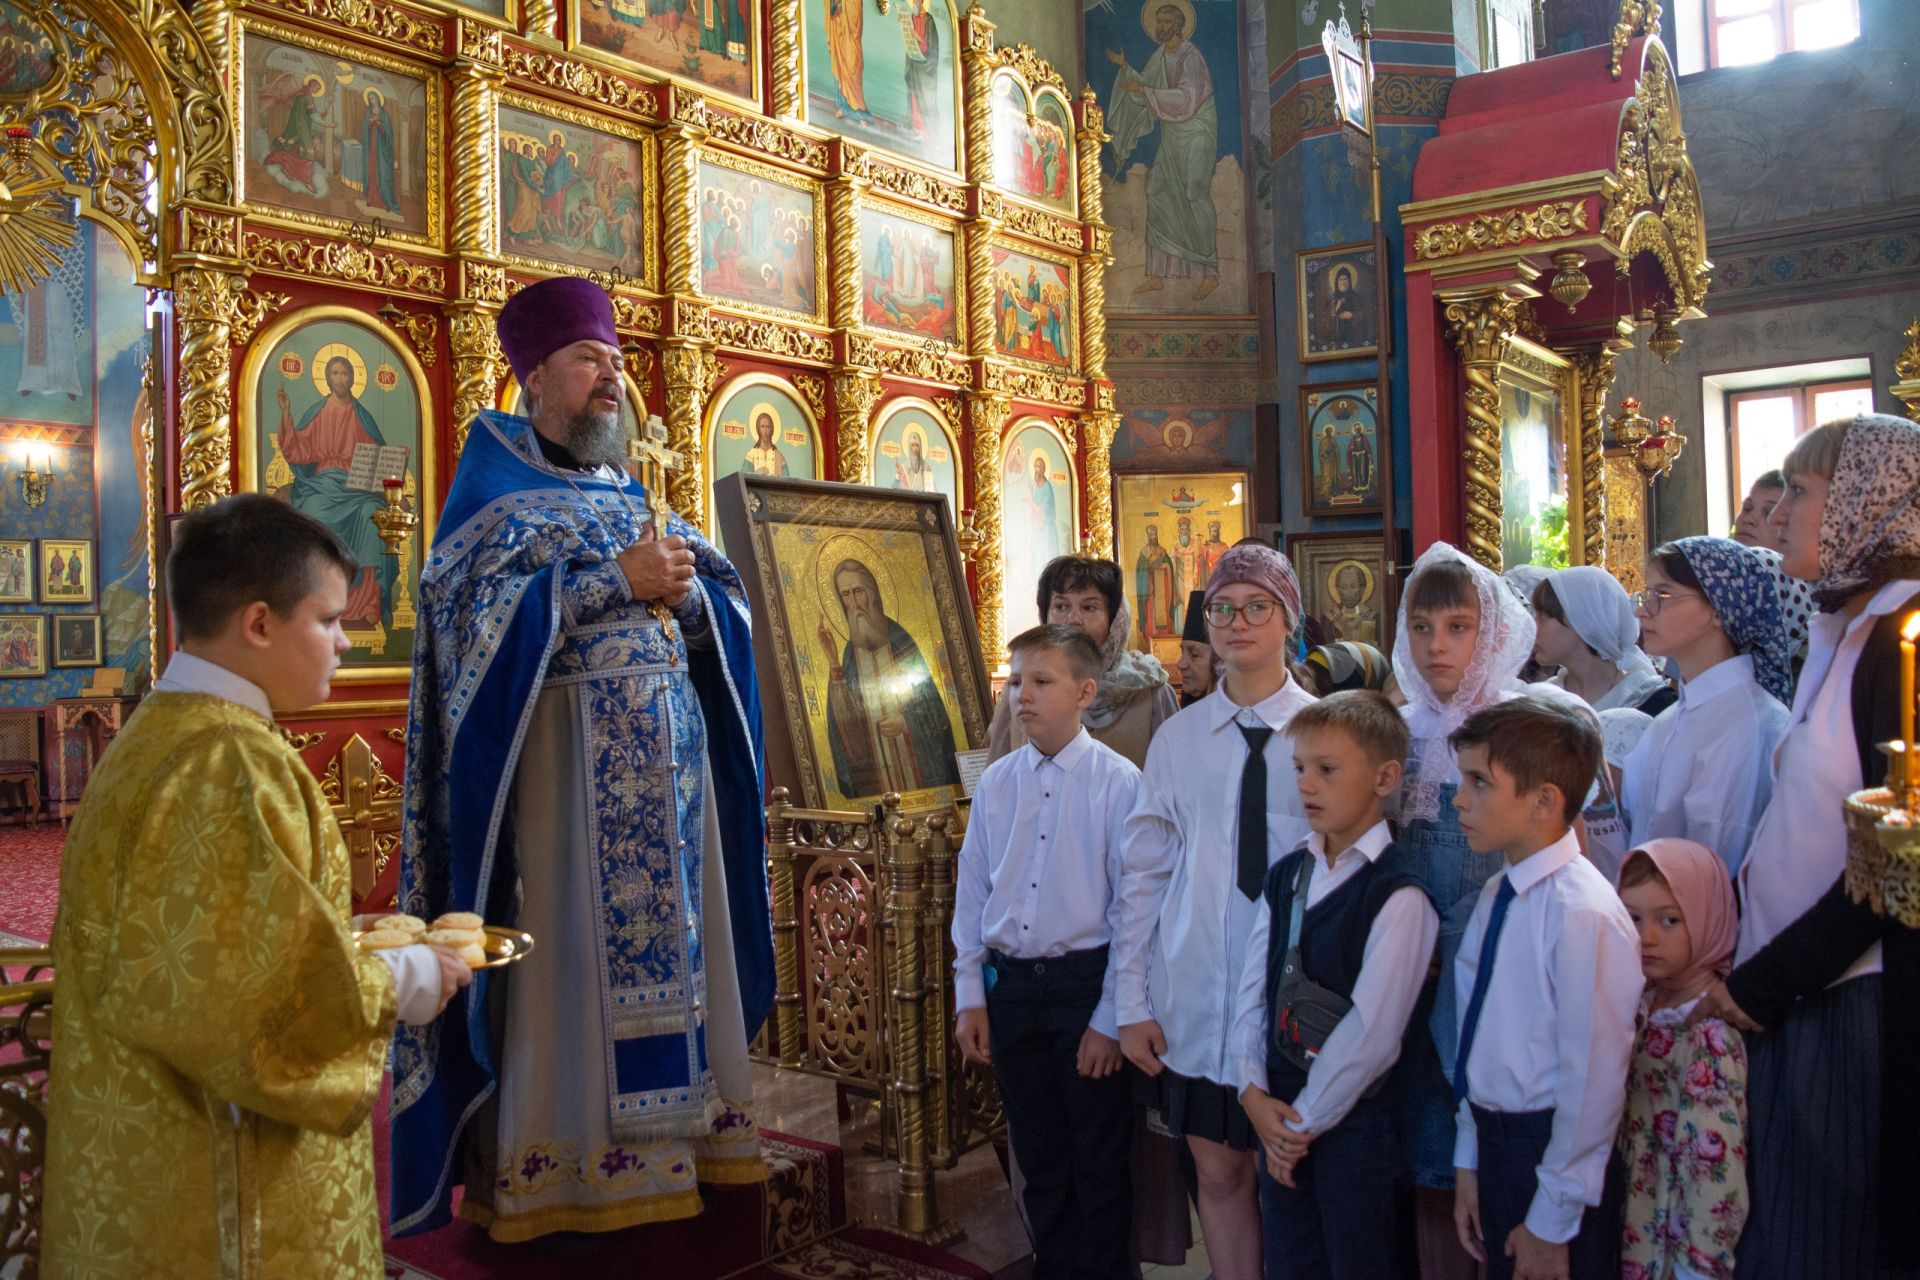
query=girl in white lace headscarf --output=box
[1387,542,1541,1213]
[1532,566,1676,715]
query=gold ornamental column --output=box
[882,800,957,1244]
[448,46,508,455]
[173,266,246,508]
[1570,344,1621,570]
[1892,319,1920,418]
[768,0,803,119]
[1440,290,1521,571]
[1075,90,1110,386]
[661,90,718,524]
[1081,410,1120,559]
[831,368,883,484]
[960,6,997,187]
[966,391,1010,662]
[764,788,804,1068]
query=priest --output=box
[389,277,773,1245]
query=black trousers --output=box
[986,946,1134,1280]
[1257,1100,1416,1280]
[1471,1104,1623,1280]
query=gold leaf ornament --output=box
[0,128,76,296]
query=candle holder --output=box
[371,476,416,556]
[1844,612,1920,925]
[15,456,50,508]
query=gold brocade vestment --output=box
[43,693,395,1279]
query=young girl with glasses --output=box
[1619,537,1791,877]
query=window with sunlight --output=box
[1728,377,1873,500]
[1706,0,1860,68]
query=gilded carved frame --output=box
[701,369,826,529]
[493,87,660,290]
[853,193,969,354]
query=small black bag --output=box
[1270,854,1355,1073]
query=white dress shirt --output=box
[1737,578,1920,972]
[1620,652,1787,875]
[1228,820,1438,1133]
[1451,829,1642,1244]
[154,652,443,1025]
[1114,678,1317,1084]
[952,727,1141,1038]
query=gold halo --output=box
[363,86,383,106]
[903,427,924,451]
[813,534,901,648]
[1141,0,1196,43]
[1327,558,1375,603]
[311,343,368,399]
[746,402,780,438]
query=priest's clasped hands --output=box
[616,523,697,608]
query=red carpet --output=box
[0,822,62,944]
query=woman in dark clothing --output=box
[1690,414,1920,1279]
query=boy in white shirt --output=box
[954,624,1140,1280]
[1447,698,1642,1280]
[1231,690,1438,1278]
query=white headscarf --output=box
[1544,566,1659,678]
[1392,542,1537,823]
[1502,563,1551,607]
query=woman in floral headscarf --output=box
[1691,414,1920,1279]
[1619,537,1792,875]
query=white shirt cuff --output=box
[1453,1102,1478,1172]
[1089,994,1119,1041]
[376,944,444,1025]
[1523,1188,1583,1245]
[954,964,987,1014]
[1233,1054,1268,1098]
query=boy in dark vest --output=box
[1229,690,1438,1278]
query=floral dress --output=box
[1618,997,1750,1280]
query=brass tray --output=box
[351,919,536,970]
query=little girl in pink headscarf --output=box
[1615,840,1750,1280]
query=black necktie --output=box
[1237,723,1273,901]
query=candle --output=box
[1903,612,1920,795]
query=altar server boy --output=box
[1230,689,1437,1279]
[43,495,470,1279]
[954,623,1140,1280]
[1447,698,1642,1280]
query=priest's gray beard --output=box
[566,403,627,468]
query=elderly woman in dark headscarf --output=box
[1690,414,1920,1279]
[987,554,1179,768]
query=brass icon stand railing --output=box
[761,788,1002,1245]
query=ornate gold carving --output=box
[180,206,239,259]
[1603,449,1648,593]
[524,0,560,43]
[705,109,828,170]
[242,233,447,295]
[610,294,663,334]
[319,733,403,901]
[984,362,1086,408]
[1610,0,1662,79]
[392,310,438,366]
[692,148,829,325]
[267,0,443,52]
[960,6,996,186]
[457,17,504,63]
[967,391,1010,662]
[499,45,659,119]
[191,0,234,80]
[449,62,503,258]
[463,258,507,303]
[1113,374,1275,404]
[447,304,505,455]
[1001,202,1083,252]
[1413,201,1591,261]
[661,341,717,525]
[278,728,328,751]
[769,0,802,119]
[660,118,706,299]
[865,156,968,212]
[831,368,883,484]
[1082,410,1119,559]
[1601,43,1710,311]
[174,268,245,508]
[673,296,711,338]
[668,84,709,128]
[1892,318,1920,418]
[1570,346,1619,571]
[707,312,834,363]
[228,287,291,345]
[997,43,1067,92]
[1442,291,1522,571]
[963,219,996,363]
[1079,253,1109,383]
[793,371,827,424]
[872,343,971,386]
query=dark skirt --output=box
[1738,974,1918,1280]
[1138,1066,1256,1152]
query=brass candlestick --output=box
[372,476,416,555]
[1843,612,1920,925]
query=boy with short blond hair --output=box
[1446,697,1641,1280]
[954,623,1140,1279]
[1229,689,1437,1279]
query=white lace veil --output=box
[1391,542,1538,823]
[1547,565,1660,677]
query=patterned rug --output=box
[0,822,63,943]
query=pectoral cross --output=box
[629,413,685,661]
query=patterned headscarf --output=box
[1202,544,1303,630]
[1810,413,1920,610]
[1671,536,1793,705]
[1084,595,1171,729]
[1748,545,1814,658]
[1392,542,1536,823]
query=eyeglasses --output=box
[1630,587,1703,617]
[1205,598,1282,628]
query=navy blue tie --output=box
[1452,874,1517,1106]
